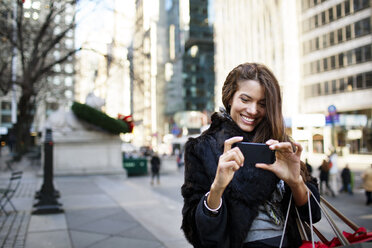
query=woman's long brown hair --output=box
[222,62,289,143]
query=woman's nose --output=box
[246,103,258,115]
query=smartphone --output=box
[234,142,276,165]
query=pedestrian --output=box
[339,164,353,195]
[177,149,185,171]
[362,164,372,205]
[328,150,339,196]
[150,152,161,185]
[305,158,313,176]
[319,159,335,197]
[181,63,321,248]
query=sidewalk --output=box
[0,151,190,248]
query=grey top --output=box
[245,180,286,242]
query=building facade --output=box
[213,0,301,118]
[132,0,168,149]
[299,0,372,165]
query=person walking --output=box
[305,158,313,176]
[339,164,353,195]
[319,159,335,197]
[150,153,161,185]
[181,63,321,248]
[328,150,339,196]
[362,164,372,205]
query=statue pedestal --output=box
[50,131,124,175]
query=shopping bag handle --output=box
[280,187,357,247]
[319,195,359,232]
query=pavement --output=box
[0,147,371,248]
[0,148,191,248]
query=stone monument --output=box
[44,93,124,175]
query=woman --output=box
[181,63,321,248]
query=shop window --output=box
[313,134,324,153]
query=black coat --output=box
[181,111,321,248]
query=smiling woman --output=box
[181,63,321,248]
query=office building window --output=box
[331,56,336,69]
[306,71,372,98]
[323,58,328,71]
[347,76,354,91]
[328,7,334,22]
[355,47,362,63]
[1,101,11,110]
[356,74,364,89]
[337,29,343,43]
[366,72,372,88]
[345,0,351,15]
[338,53,344,67]
[336,4,342,18]
[331,80,337,93]
[329,31,335,45]
[339,78,345,91]
[1,115,11,123]
[324,81,329,94]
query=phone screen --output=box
[235,142,276,165]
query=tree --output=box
[0,0,82,157]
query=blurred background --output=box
[0,0,371,168]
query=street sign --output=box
[326,114,340,125]
[328,105,337,115]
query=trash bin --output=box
[123,157,148,176]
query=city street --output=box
[0,153,371,247]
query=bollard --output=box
[32,128,63,214]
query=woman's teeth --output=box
[241,115,254,122]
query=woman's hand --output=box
[208,136,244,209]
[256,140,303,187]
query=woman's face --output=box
[229,80,266,132]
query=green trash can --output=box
[123,157,148,176]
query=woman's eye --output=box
[240,98,248,103]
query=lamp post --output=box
[11,0,18,124]
[32,129,63,214]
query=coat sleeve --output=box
[181,138,229,247]
[296,182,322,224]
